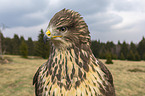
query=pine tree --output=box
[112,54,118,60]
[130,42,137,53]
[20,36,25,42]
[106,41,115,51]
[120,52,125,60]
[3,37,13,54]
[118,40,121,45]
[105,53,113,64]
[120,41,128,59]
[137,37,145,59]
[116,43,121,57]
[143,53,145,61]
[34,29,50,59]
[135,52,141,61]
[19,40,28,58]
[91,40,100,57]
[99,52,106,59]
[13,34,20,55]
[27,37,34,56]
[127,50,135,61]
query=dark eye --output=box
[59,27,67,32]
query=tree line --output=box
[1,29,145,61]
[1,29,49,59]
[91,38,145,61]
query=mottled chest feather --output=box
[35,47,114,96]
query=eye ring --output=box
[58,27,67,32]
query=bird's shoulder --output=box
[33,63,47,96]
[33,63,45,85]
[97,59,114,87]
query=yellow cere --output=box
[46,30,51,36]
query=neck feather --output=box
[41,43,112,96]
[47,44,93,88]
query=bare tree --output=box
[0,24,8,59]
[0,30,2,59]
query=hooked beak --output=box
[43,29,62,43]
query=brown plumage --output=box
[33,9,115,96]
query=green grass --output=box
[0,55,145,96]
[103,60,145,96]
[0,55,46,96]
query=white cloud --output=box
[3,23,48,40]
[49,0,60,6]
[110,11,145,29]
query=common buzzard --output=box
[33,9,115,96]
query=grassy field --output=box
[0,55,145,96]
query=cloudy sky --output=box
[0,0,145,43]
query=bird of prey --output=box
[33,9,115,96]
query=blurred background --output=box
[0,0,145,96]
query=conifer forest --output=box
[1,29,145,61]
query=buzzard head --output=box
[43,9,91,49]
